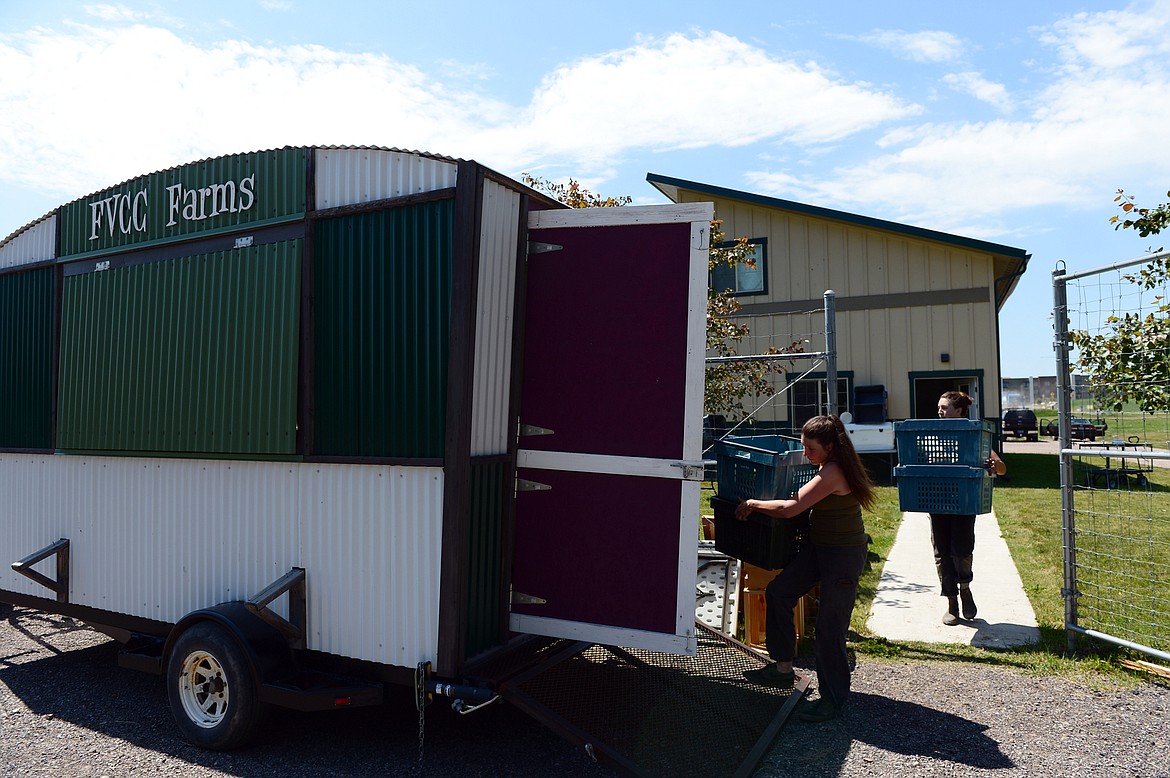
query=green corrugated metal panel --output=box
[0,268,54,448]
[59,148,307,258]
[57,241,301,454]
[313,200,453,458]
[466,459,508,658]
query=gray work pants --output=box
[929,512,976,596]
[764,543,867,709]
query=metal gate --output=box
[1053,251,1170,661]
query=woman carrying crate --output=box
[933,391,1007,625]
[734,415,875,723]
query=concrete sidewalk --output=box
[866,511,1040,648]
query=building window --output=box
[790,374,851,429]
[712,239,766,296]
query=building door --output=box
[510,203,710,655]
[912,373,982,419]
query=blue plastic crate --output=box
[894,419,992,466]
[714,435,818,501]
[894,464,993,514]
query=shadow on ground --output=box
[757,690,1014,777]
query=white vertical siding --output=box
[470,180,521,456]
[313,148,459,209]
[0,214,56,270]
[0,455,444,668]
[298,463,443,666]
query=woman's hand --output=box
[735,499,756,520]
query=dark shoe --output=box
[960,588,977,620]
[742,663,795,689]
[797,698,841,723]
[942,596,960,626]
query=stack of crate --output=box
[709,435,816,570]
[893,419,995,514]
[708,435,819,647]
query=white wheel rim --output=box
[178,649,229,729]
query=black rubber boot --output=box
[960,587,977,620]
[943,596,960,626]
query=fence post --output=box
[824,290,836,417]
[1052,264,1078,653]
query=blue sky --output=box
[2,1,1169,378]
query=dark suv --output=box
[1041,417,1107,441]
[1002,408,1039,441]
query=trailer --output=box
[0,146,737,756]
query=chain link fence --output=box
[1053,251,1170,661]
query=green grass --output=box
[1036,406,1170,449]
[702,451,1170,688]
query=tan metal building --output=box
[648,173,1030,431]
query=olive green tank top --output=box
[809,492,867,547]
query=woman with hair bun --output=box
[735,414,875,723]
[933,391,1006,625]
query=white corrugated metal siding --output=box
[298,463,443,665]
[313,148,459,210]
[0,454,443,668]
[470,180,521,456]
[0,214,56,270]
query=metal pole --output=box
[1052,265,1078,653]
[824,290,837,417]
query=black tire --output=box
[167,622,266,750]
[0,602,13,619]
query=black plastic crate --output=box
[852,384,887,423]
[710,495,809,570]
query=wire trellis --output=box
[705,297,833,450]
[1054,252,1170,661]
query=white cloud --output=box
[851,29,964,64]
[1039,0,1170,73]
[469,32,918,174]
[0,23,511,199]
[0,25,917,203]
[82,4,143,23]
[743,3,1170,238]
[942,72,1012,112]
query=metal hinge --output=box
[512,591,547,605]
[527,241,563,255]
[519,423,554,437]
[517,478,552,492]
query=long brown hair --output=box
[802,415,876,510]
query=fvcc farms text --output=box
[87,173,257,240]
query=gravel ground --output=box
[2,608,1168,777]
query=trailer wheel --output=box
[167,622,266,750]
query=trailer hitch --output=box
[417,662,499,715]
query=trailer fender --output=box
[165,601,292,687]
